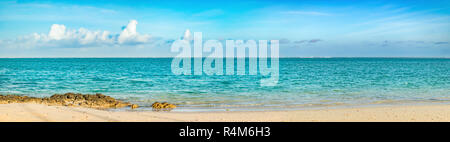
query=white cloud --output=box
[182,29,192,41]
[48,24,66,40]
[0,20,151,48]
[118,20,150,44]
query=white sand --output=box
[0,103,449,122]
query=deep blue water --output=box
[0,58,449,111]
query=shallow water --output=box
[0,58,449,111]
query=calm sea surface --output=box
[0,58,449,111]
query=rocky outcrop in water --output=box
[152,102,176,111]
[130,104,139,109]
[0,93,137,109]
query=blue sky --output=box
[0,0,449,57]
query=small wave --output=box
[91,77,110,81]
[12,82,38,85]
[115,77,127,80]
[0,90,24,94]
[173,103,265,108]
[0,68,9,74]
[129,79,153,83]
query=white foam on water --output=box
[0,90,23,94]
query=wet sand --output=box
[0,103,449,122]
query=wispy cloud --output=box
[279,38,290,44]
[344,6,450,41]
[294,39,323,44]
[434,42,449,45]
[0,1,119,23]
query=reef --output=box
[0,93,138,109]
[151,102,177,111]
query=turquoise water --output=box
[0,58,449,111]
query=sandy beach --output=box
[0,103,448,122]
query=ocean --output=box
[0,58,449,111]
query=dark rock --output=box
[131,104,139,109]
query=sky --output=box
[0,0,449,57]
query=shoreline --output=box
[166,101,450,112]
[1,103,448,122]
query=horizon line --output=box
[0,56,449,59]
